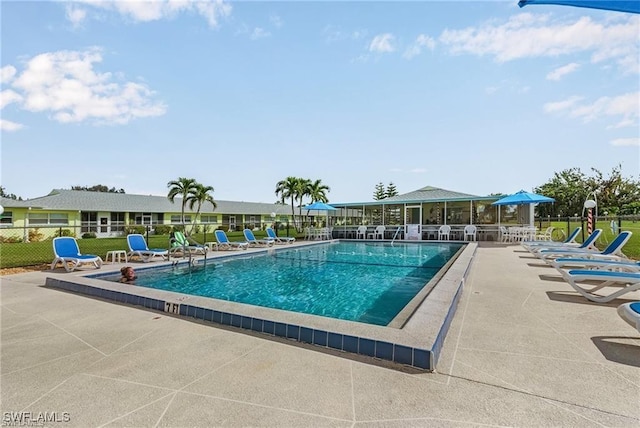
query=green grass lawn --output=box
[0,230,298,269]
[1,222,638,270]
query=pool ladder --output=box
[391,226,403,245]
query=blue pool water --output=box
[104,241,463,326]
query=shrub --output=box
[81,232,97,239]
[124,226,145,235]
[154,225,172,235]
[28,228,44,242]
[55,229,74,237]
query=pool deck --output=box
[1,242,639,427]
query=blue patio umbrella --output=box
[304,202,338,211]
[492,190,555,206]
[518,0,640,14]
[304,202,337,228]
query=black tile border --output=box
[45,242,477,371]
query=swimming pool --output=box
[101,241,463,326]
[45,240,476,371]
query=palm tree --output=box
[275,176,299,230]
[309,179,330,203]
[167,177,198,231]
[186,183,217,234]
[294,178,312,229]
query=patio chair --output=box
[126,234,168,262]
[617,302,640,332]
[540,230,630,262]
[463,225,477,242]
[215,230,249,250]
[266,227,295,244]
[243,229,275,247]
[559,269,640,303]
[170,231,207,255]
[51,237,103,272]
[438,225,451,240]
[356,226,367,239]
[368,226,386,240]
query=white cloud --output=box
[610,137,640,147]
[323,25,367,43]
[251,27,271,40]
[369,33,395,53]
[546,62,580,80]
[544,95,583,113]
[65,4,87,27]
[5,48,167,126]
[403,34,436,60]
[67,0,232,28]
[544,92,639,128]
[0,89,23,109]
[439,13,639,74]
[270,14,283,28]
[0,119,24,132]
[1,65,16,83]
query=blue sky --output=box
[1,1,638,204]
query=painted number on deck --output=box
[165,302,180,314]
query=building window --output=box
[28,213,69,225]
[111,212,125,232]
[200,215,218,223]
[0,211,12,226]
[171,215,191,223]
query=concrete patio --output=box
[1,243,639,427]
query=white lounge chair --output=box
[617,302,640,332]
[51,237,103,272]
[559,269,640,303]
[356,226,367,239]
[368,225,386,240]
[266,227,295,244]
[127,234,168,262]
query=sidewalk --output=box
[1,243,638,427]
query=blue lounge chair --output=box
[51,237,103,272]
[541,231,631,263]
[559,269,640,303]
[523,227,581,249]
[617,302,640,332]
[215,230,248,250]
[533,229,602,258]
[170,231,207,255]
[550,257,640,272]
[243,229,275,247]
[127,234,168,262]
[266,227,295,244]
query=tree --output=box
[309,179,330,203]
[167,177,198,230]
[186,183,217,233]
[294,178,312,228]
[0,186,20,200]
[275,176,300,230]
[373,182,386,200]
[534,165,640,217]
[385,182,398,198]
[71,185,125,193]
